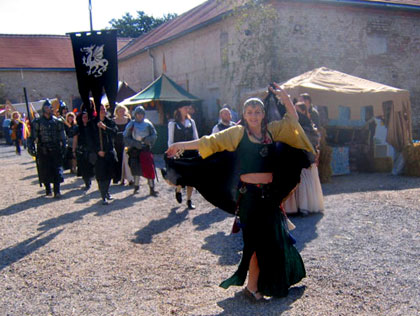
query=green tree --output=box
[108,11,177,38]
[0,83,6,104]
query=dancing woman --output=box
[166,83,314,300]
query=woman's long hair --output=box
[66,112,77,126]
[113,104,131,119]
[76,111,89,127]
[174,107,191,124]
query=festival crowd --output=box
[12,85,324,302]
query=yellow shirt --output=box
[198,113,315,159]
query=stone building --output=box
[0,34,130,108]
[118,0,420,136]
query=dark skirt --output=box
[164,142,311,297]
[114,144,124,182]
[219,184,306,297]
[63,147,74,170]
[95,150,117,181]
[76,149,95,179]
[37,147,64,184]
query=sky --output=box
[0,0,207,35]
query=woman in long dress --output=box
[112,105,131,185]
[283,101,324,215]
[166,84,314,301]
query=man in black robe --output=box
[30,100,66,198]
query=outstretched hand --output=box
[166,143,183,158]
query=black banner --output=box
[70,30,118,115]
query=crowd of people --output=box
[7,85,324,303]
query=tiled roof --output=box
[118,0,420,61]
[0,34,132,69]
[118,0,238,60]
[364,0,420,6]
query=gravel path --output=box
[0,144,419,315]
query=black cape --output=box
[164,142,311,214]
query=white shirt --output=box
[167,118,199,146]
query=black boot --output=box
[149,186,158,197]
[45,183,52,196]
[133,185,140,194]
[175,191,182,203]
[83,178,91,190]
[53,183,61,198]
[187,200,196,210]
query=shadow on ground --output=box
[0,230,63,272]
[131,206,190,244]
[216,284,305,315]
[37,192,143,232]
[192,208,230,231]
[289,213,323,252]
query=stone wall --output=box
[0,70,79,108]
[118,2,420,137]
[271,2,420,138]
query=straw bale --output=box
[403,143,420,176]
[373,157,393,173]
[318,127,332,183]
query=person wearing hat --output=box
[167,103,199,209]
[166,83,314,301]
[124,105,158,196]
[29,99,66,198]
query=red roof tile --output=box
[118,0,420,61]
[364,0,420,6]
[0,34,74,69]
[118,0,238,60]
[0,34,131,69]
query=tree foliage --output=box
[0,83,6,104]
[108,11,177,38]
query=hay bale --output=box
[318,127,332,183]
[373,157,393,173]
[403,143,420,176]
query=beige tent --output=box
[281,67,412,152]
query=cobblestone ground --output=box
[0,143,419,315]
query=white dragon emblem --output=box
[80,44,109,78]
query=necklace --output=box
[248,130,264,142]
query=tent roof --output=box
[101,81,137,105]
[282,67,410,120]
[120,74,200,106]
[281,67,412,151]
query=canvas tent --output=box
[281,67,412,152]
[120,73,200,106]
[101,81,137,105]
[119,74,201,153]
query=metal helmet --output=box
[133,106,146,120]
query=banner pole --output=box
[89,0,93,31]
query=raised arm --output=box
[269,82,298,120]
